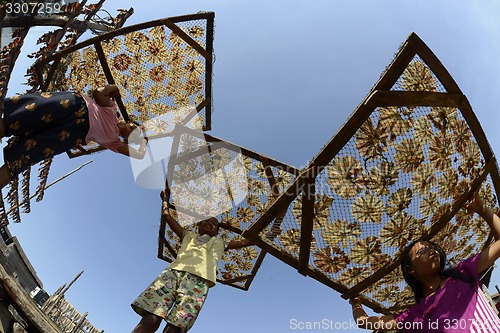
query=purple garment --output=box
[394,254,491,333]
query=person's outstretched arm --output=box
[225,227,282,250]
[226,238,253,250]
[160,188,184,239]
[465,192,500,273]
[349,298,397,330]
[116,138,147,159]
[93,84,120,107]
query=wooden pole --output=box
[4,161,93,219]
[0,264,64,333]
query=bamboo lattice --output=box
[241,32,500,313]
[159,125,300,290]
[0,1,133,224]
[34,12,215,158]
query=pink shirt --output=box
[394,254,500,333]
[81,94,126,152]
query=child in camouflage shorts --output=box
[131,189,253,333]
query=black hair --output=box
[400,240,474,303]
[198,217,219,233]
[212,217,220,233]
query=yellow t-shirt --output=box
[168,231,227,288]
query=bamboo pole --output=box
[4,161,93,219]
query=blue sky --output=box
[4,1,500,332]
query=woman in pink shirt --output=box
[0,84,147,189]
[350,193,500,332]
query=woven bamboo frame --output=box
[158,125,301,290]
[0,1,133,224]
[33,12,215,158]
[241,32,500,313]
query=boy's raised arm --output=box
[226,226,284,250]
[161,189,184,239]
[226,238,253,250]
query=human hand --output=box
[106,84,121,99]
[160,189,171,215]
[465,191,485,214]
[109,90,120,99]
[349,297,362,307]
[139,136,148,149]
[97,84,121,99]
[93,85,119,106]
[160,188,171,202]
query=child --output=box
[130,188,253,333]
[0,84,148,189]
[349,192,500,332]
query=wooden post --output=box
[0,264,63,333]
[71,311,88,333]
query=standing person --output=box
[0,84,148,189]
[130,188,253,333]
[349,192,500,332]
